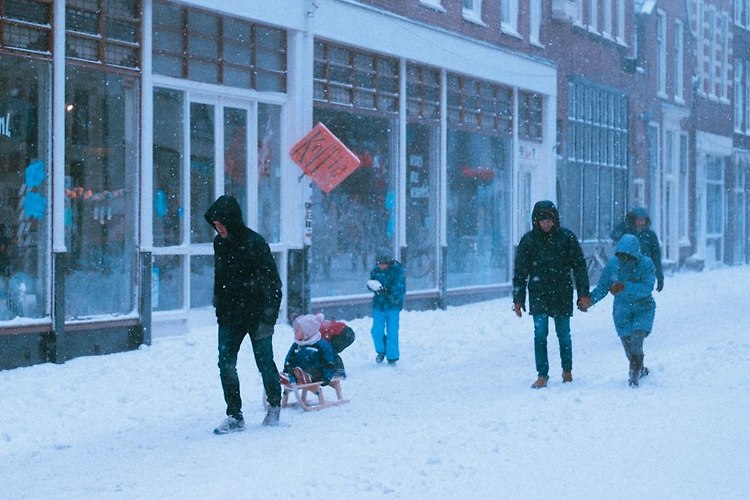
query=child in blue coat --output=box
[368,251,406,365]
[282,313,336,386]
[585,234,656,387]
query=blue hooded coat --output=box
[590,233,656,337]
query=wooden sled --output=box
[281,377,348,411]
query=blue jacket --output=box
[590,234,656,336]
[370,260,406,310]
[283,339,336,384]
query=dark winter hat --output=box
[376,249,393,265]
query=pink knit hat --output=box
[293,313,324,340]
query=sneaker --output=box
[375,353,385,364]
[562,371,573,383]
[531,375,548,389]
[213,415,245,435]
[639,366,650,379]
[262,406,280,427]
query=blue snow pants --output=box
[371,307,400,361]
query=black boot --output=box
[639,355,650,379]
[628,354,639,387]
[629,355,643,388]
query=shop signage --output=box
[289,122,361,193]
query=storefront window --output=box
[190,254,213,308]
[446,130,511,288]
[223,106,247,217]
[152,254,183,311]
[153,88,184,247]
[310,108,398,298]
[257,103,281,243]
[190,102,215,244]
[0,56,49,321]
[405,123,438,290]
[64,67,137,319]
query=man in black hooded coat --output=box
[204,195,283,433]
[513,200,590,389]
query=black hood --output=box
[531,200,559,228]
[204,195,245,237]
[625,207,652,229]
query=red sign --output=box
[289,123,361,193]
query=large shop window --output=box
[310,108,398,298]
[405,63,440,290]
[446,74,512,288]
[64,67,138,319]
[563,80,628,241]
[0,56,49,321]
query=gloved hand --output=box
[256,323,275,338]
[609,282,625,295]
[656,278,664,292]
[376,287,390,296]
[577,296,592,312]
[513,302,525,318]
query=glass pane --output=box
[0,57,49,321]
[224,107,247,217]
[257,103,281,243]
[64,67,138,319]
[405,123,438,290]
[190,254,213,308]
[153,88,184,247]
[152,254,183,311]
[190,102,215,244]
[310,108,398,298]
[446,129,511,288]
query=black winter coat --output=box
[512,200,589,317]
[204,195,282,335]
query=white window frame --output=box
[419,0,445,12]
[675,19,684,103]
[462,0,485,25]
[663,129,678,262]
[656,9,667,98]
[616,0,626,43]
[721,13,730,101]
[602,0,613,39]
[501,0,519,36]
[709,7,717,99]
[588,0,598,33]
[530,0,542,46]
[736,60,745,133]
[679,133,690,243]
[746,64,750,133]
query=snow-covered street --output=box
[1,266,749,499]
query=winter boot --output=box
[639,355,650,379]
[562,370,573,383]
[531,375,548,389]
[213,415,245,435]
[375,353,385,364]
[262,406,280,427]
[629,355,643,388]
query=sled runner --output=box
[280,376,348,411]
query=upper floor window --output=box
[500,0,518,35]
[656,10,667,97]
[66,0,140,69]
[589,0,598,33]
[735,0,749,28]
[530,0,541,45]
[419,0,444,11]
[674,20,684,101]
[0,0,52,55]
[616,0,625,42]
[735,60,745,132]
[152,0,286,92]
[462,0,484,25]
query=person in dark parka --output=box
[610,207,664,292]
[204,195,283,434]
[513,200,591,389]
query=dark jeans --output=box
[218,324,281,418]
[533,315,572,378]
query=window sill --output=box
[462,10,487,27]
[419,0,446,13]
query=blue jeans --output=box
[218,324,281,418]
[533,315,572,378]
[371,307,400,361]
